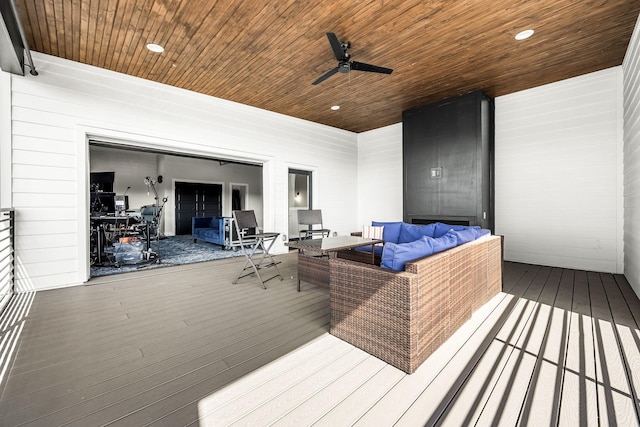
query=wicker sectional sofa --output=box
[329,234,502,374]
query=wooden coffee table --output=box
[287,236,383,291]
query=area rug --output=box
[90,234,245,277]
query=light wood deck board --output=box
[402,265,550,426]
[559,270,599,426]
[588,272,637,426]
[604,274,640,421]
[519,268,574,426]
[6,313,329,424]
[351,261,531,426]
[0,307,326,422]
[312,364,406,426]
[189,334,349,426]
[4,294,317,396]
[475,267,562,426]
[0,255,639,426]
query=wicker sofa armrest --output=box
[329,258,446,373]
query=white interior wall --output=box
[357,69,625,274]
[495,67,624,274]
[1,73,11,208]
[623,14,640,298]
[356,123,403,227]
[7,52,357,291]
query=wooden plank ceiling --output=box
[15,0,640,132]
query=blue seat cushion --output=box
[372,221,403,243]
[398,223,436,243]
[200,229,221,239]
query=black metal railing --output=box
[0,208,15,315]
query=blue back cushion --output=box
[398,223,436,243]
[433,222,468,237]
[372,221,403,243]
[433,232,458,253]
[381,233,461,271]
[474,228,491,239]
[451,228,477,245]
[382,236,435,271]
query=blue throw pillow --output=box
[372,221,403,243]
[398,223,436,243]
[381,236,436,271]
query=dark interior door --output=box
[175,182,222,235]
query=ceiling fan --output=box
[312,32,393,85]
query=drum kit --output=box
[90,176,167,269]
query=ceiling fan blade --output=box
[312,67,340,85]
[326,32,347,61]
[350,61,393,74]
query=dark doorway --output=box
[175,182,222,235]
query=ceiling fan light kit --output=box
[312,32,393,85]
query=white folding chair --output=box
[232,210,283,289]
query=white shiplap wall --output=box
[1,72,11,207]
[623,14,640,298]
[7,53,358,291]
[356,123,403,227]
[495,67,624,273]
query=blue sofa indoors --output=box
[357,221,491,271]
[192,216,226,247]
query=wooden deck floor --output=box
[0,253,639,426]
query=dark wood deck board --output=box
[0,255,639,426]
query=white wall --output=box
[357,123,404,227]
[5,52,358,291]
[495,67,624,274]
[623,14,640,298]
[357,70,624,274]
[1,73,11,208]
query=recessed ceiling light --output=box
[146,43,164,53]
[331,105,340,111]
[515,29,534,41]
